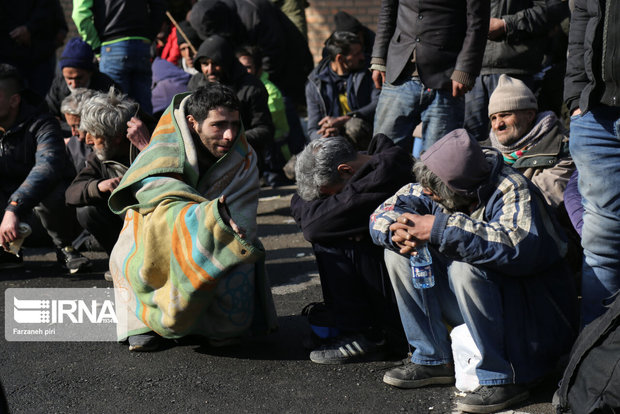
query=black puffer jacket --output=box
[0,100,73,218]
[565,0,620,113]
[187,35,274,152]
[0,0,60,65]
[480,0,549,75]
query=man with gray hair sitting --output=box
[369,129,578,412]
[290,133,412,364]
[64,88,140,255]
[60,88,96,173]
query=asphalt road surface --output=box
[0,186,557,413]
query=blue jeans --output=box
[99,39,153,114]
[384,248,577,385]
[373,78,464,157]
[464,74,536,142]
[570,106,620,325]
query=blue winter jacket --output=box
[369,149,579,384]
[305,58,379,141]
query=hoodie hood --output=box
[193,34,236,74]
[189,0,246,43]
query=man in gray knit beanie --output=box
[488,74,575,210]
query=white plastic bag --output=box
[450,324,481,392]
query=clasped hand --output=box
[389,213,435,255]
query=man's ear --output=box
[186,114,198,132]
[336,163,354,177]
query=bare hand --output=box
[126,117,150,151]
[372,70,386,90]
[488,18,506,40]
[318,116,349,137]
[97,176,122,193]
[9,26,31,46]
[452,80,470,97]
[571,108,582,117]
[0,210,20,248]
[389,221,418,255]
[218,195,246,239]
[389,213,435,254]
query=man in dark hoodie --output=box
[188,35,274,169]
[188,0,313,106]
[290,134,411,364]
[0,64,90,273]
[369,129,578,412]
[306,31,379,149]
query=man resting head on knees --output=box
[370,129,578,413]
[291,133,413,364]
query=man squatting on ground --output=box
[107,84,277,351]
[369,130,578,413]
[0,64,90,272]
[290,134,412,363]
[64,88,139,255]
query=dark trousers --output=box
[313,240,404,340]
[76,204,123,255]
[1,182,79,249]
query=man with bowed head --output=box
[369,129,578,413]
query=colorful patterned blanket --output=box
[108,93,277,341]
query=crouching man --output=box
[369,129,578,413]
[108,84,277,351]
[65,88,137,255]
[290,134,412,363]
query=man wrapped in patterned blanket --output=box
[108,84,277,351]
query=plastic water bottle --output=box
[410,245,435,289]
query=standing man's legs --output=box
[374,77,465,156]
[373,78,424,154]
[570,106,620,325]
[99,39,153,114]
[421,88,465,152]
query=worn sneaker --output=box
[56,246,91,274]
[383,360,455,388]
[0,249,23,270]
[456,384,529,413]
[309,334,385,364]
[128,331,162,352]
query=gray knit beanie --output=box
[488,74,537,117]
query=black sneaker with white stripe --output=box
[56,246,91,274]
[309,334,385,364]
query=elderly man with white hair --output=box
[64,88,140,255]
[290,134,412,364]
